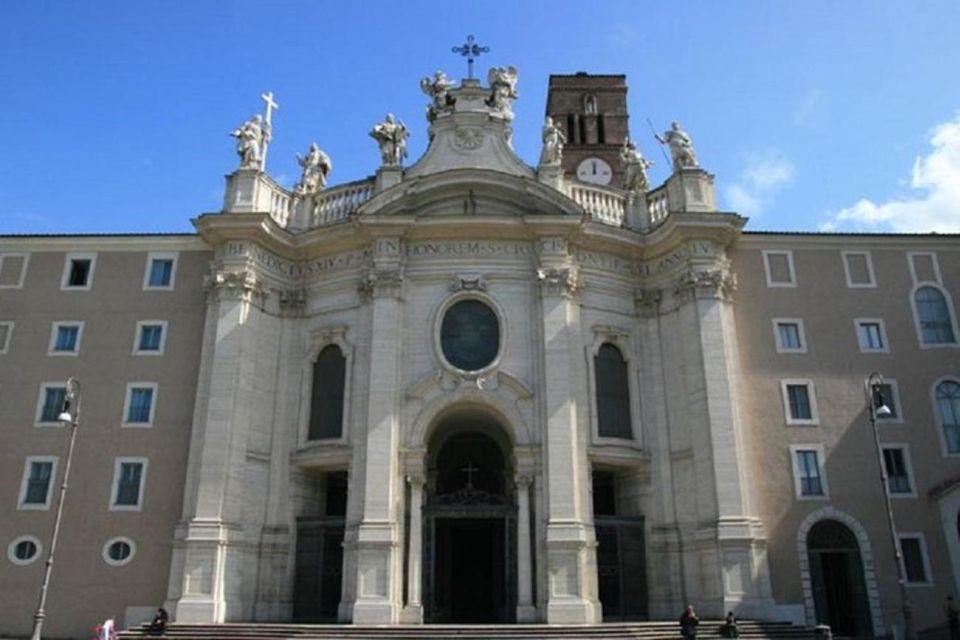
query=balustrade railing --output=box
[647,185,669,227]
[310,180,375,227]
[567,184,626,227]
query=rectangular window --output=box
[842,251,876,287]
[36,384,67,425]
[856,319,888,353]
[872,381,902,422]
[773,319,806,353]
[123,383,157,426]
[19,457,57,509]
[782,380,819,425]
[111,458,147,510]
[61,252,96,290]
[134,321,167,355]
[143,252,178,290]
[908,252,941,285]
[0,321,12,354]
[48,322,84,355]
[0,253,29,288]
[793,448,826,497]
[899,534,932,584]
[882,445,915,496]
[763,250,796,287]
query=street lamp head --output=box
[874,403,893,418]
[57,379,79,425]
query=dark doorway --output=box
[808,520,873,637]
[423,425,516,623]
[293,471,347,622]
[432,517,507,622]
[593,470,647,620]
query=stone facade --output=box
[1,71,959,639]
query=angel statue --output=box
[293,143,332,197]
[655,121,699,171]
[486,66,519,119]
[420,70,455,122]
[230,114,270,170]
[369,114,410,167]
[539,116,566,166]
[620,137,654,192]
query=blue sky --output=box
[3,1,960,235]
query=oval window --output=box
[103,537,135,566]
[8,536,41,565]
[440,299,500,372]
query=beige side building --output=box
[1,70,958,640]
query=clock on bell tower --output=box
[545,72,629,188]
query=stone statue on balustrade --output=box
[486,66,519,119]
[420,70,455,122]
[655,121,699,171]
[230,114,271,170]
[293,143,332,197]
[620,137,654,192]
[539,117,566,166]
[369,114,410,167]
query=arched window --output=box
[595,343,632,439]
[936,380,960,454]
[915,286,957,344]
[309,345,346,440]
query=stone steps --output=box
[120,620,816,640]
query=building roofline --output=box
[0,232,199,239]
[743,230,960,238]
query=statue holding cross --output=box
[229,92,278,171]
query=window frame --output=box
[898,532,933,586]
[0,321,13,354]
[907,251,942,285]
[772,318,807,354]
[47,321,84,356]
[881,443,916,498]
[762,249,797,288]
[872,379,904,424]
[933,377,960,457]
[0,252,29,289]
[34,382,68,427]
[586,326,643,448]
[17,455,59,510]
[781,379,820,425]
[7,535,42,566]
[789,444,829,500]
[102,536,137,566]
[299,326,354,446]
[122,382,158,428]
[841,250,877,288]
[910,283,959,348]
[854,318,889,353]
[109,457,148,511]
[60,252,97,291]
[142,251,178,291]
[132,320,168,356]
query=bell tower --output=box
[545,73,629,188]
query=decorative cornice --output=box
[449,273,488,292]
[536,266,580,299]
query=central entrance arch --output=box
[422,412,517,623]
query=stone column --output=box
[402,475,425,622]
[536,237,602,624]
[352,238,404,624]
[515,474,536,622]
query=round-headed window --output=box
[440,299,500,372]
[8,536,41,565]
[102,537,135,566]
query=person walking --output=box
[679,604,700,640]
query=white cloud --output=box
[821,114,960,233]
[723,150,795,217]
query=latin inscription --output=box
[405,241,532,258]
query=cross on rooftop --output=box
[451,35,489,80]
[461,460,479,490]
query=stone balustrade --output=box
[647,185,669,227]
[567,183,626,227]
[310,180,376,227]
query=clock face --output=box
[576,157,613,185]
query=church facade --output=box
[2,68,960,639]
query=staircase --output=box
[120,620,818,640]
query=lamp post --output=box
[30,377,81,640]
[865,372,915,640]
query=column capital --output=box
[359,267,404,301]
[673,264,737,302]
[204,268,268,306]
[406,474,426,489]
[536,266,580,299]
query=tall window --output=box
[787,384,812,420]
[111,459,146,509]
[914,286,957,345]
[20,458,56,508]
[123,384,157,426]
[936,381,960,454]
[595,343,632,439]
[898,535,931,584]
[882,447,913,495]
[309,345,346,440]
[37,385,67,423]
[793,448,825,497]
[774,319,805,353]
